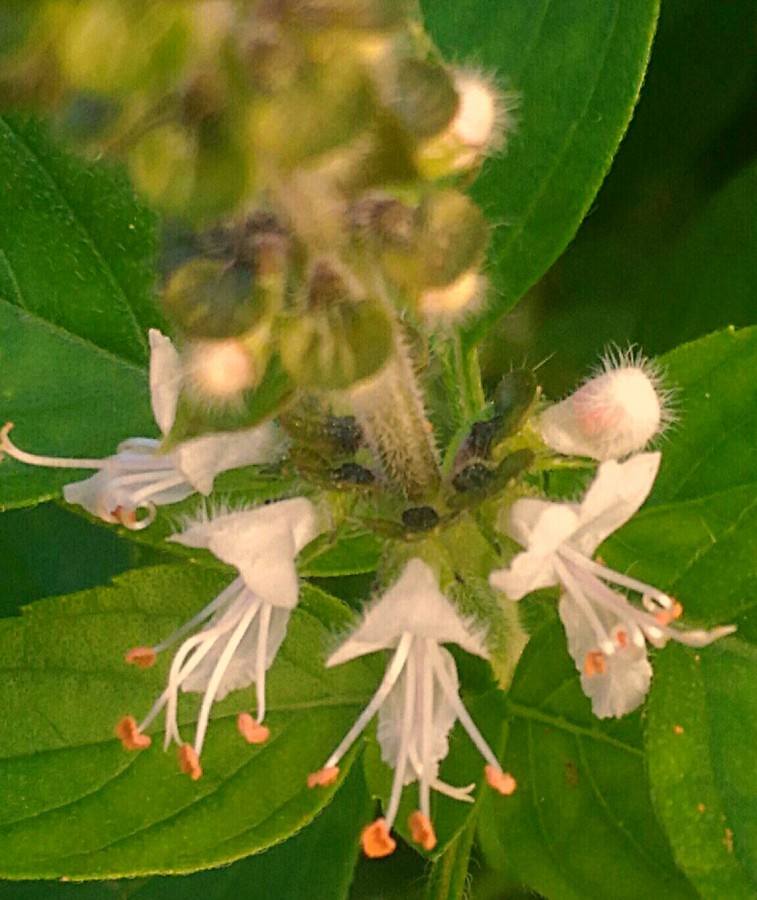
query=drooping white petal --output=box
[570,453,660,556]
[148,329,182,436]
[376,644,458,786]
[559,592,652,718]
[173,423,285,495]
[327,559,488,667]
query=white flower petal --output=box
[148,329,182,436]
[571,452,660,556]
[376,645,458,785]
[63,470,117,522]
[174,423,284,495]
[327,559,487,666]
[559,593,652,718]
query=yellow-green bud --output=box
[280,297,393,391]
[162,259,268,340]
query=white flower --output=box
[489,452,735,717]
[308,558,516,858]
[538,348,673,461]
[115,498,319,778]
[0,330,283,529]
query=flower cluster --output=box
[0,2,737,865]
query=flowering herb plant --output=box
[0,2,755,899]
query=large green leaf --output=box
[477,623,695,900]
[0,115,164,508]
[598,326,757,898]
[422,0,660,345]
[0,569,379,879]
[0,762,371,900]
[0,116,163,364]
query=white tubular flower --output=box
[307,558,516,858]
[116,498,320,779]
[0,329,283,530]
[489,452,735,718]
[538,349,673,461]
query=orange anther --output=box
[361,818,396,858]
[408,811,437,851]
[584,651,606,677]
[179,743,203,780]
[673,724,685,735]
[485,765,517,796]
[237,712,270,744]
[671,600,683,620]
[307,766,340,789]
[125,647,157,668]
[113,507,138,527]
[115,716,151,751]
[615,629,628,649]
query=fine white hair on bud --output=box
[537,347,675,461]
[419,271,486,325]
[449,69,517,161]
[186,337,258,403]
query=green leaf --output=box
[0,115,164,508]
[477,624,696,900]
[0,116,164,364]
[422,0,660,345]
[636,161,757,353]
[598,326,757,898]
[298,529,382,578]
[0,762,371,900]
[0,569,379,879]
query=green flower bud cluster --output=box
[2,0,514,498]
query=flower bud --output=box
[162,259,267,340]
[280,297,393,391]
[416,69,515,176]
[538,351,672,461]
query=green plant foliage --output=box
[598,326,757,899]
[0,569,380,879]
[477,623,696,900]
[422,0,661,345]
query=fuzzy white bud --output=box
[538,350,672,461]
[419,271,485,325]
[187,338,257,402]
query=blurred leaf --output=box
[598,326,757,898]
[422,0,660,345]
[636,161,757,351]
[477,623,695,900]
[0,570,379,879]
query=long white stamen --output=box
[194,597,262,755]
[429,777,476,802]
[120,471,188,506]
[152,579,246,654]
[419,639,434,820]
[384,644,417,830]
[0,423,107,469]
[255,602,272,723]
[428,643,500,770]
[324,632,414,769]
[554,558,615,655]
[560,546,673,607]
[161,610,244,747]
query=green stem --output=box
[424,815,477,900]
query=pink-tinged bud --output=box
[538,350,673,461]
